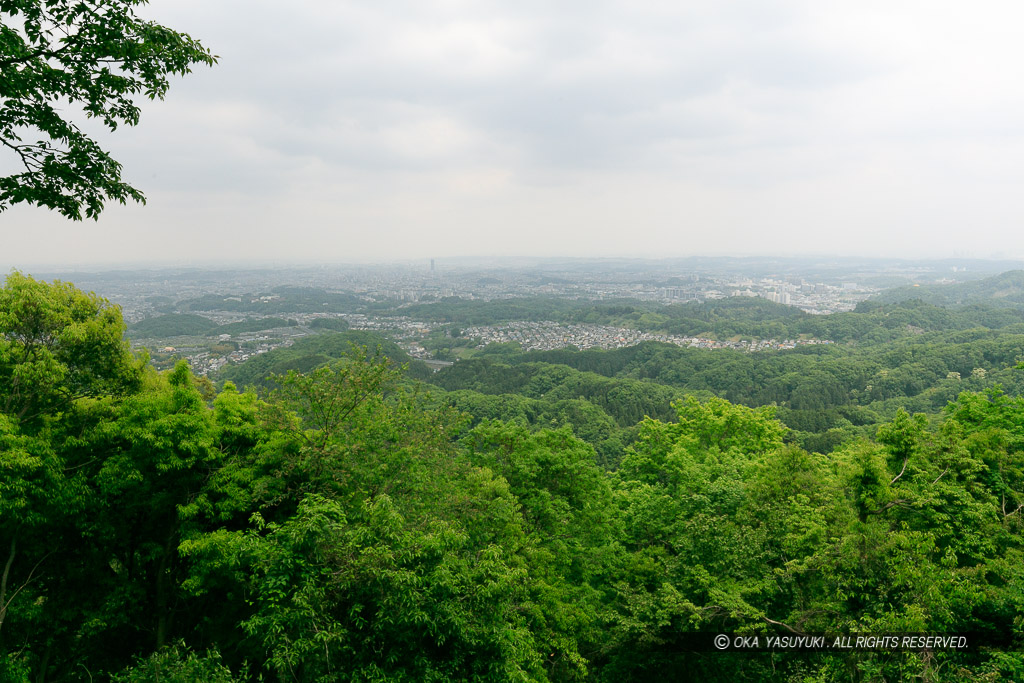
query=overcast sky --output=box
[5,0,1024,267]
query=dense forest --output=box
[3,272,1024,682]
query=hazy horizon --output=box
[7,1,1024,266]
[6,253,1024,277]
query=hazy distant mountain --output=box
[872,270,1024,307]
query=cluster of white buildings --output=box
[461,321,832,354]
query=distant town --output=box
[29,256,1011,377]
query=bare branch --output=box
[0,138,42,173]
[866,499,911,516]
[931,467,950,486]
[1,550,53,620]
[763,616,804,635]
[0,538,15,633]
[890,456,910,485]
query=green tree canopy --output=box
[0,271,143,423]
[0,0,215,219]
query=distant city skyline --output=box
[6,1,1024,266]
[8,252,1024,276]
[6,253,1024,275]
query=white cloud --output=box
[6,0,1024,264]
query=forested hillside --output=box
[216,329,434,387]
[3,273,1024,682]
[423,323,1024,459]
[872,270,1024,307]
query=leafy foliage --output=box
[4,276,1024,681]
[0,270,143,423]
[0,0,216,219]
[111,643,240,683]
